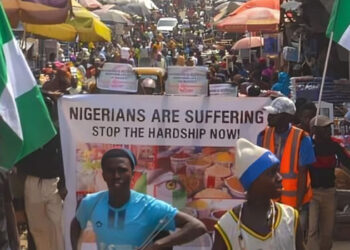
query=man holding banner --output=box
[70,148,207,250]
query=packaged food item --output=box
[134,146,158,169]
[224,176,245,198]
[187,199,211,218]
[186,158,212,176]
[178,174,202,197]
[204,164,232,189]
[193,188,231,199]
[213,152,235,168]
[170,152,191,174]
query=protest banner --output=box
[58,95,271,250]
[97,63,138,92]
[166,66,208,96]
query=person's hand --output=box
[58,186,68,200]
[137,242,162,250]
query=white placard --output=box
[166,66,208,96]
[97,63,138,92]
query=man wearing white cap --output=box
[213,138,304,250]
[257,97,315,212]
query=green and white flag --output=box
[326,0,350,51]
[0,4,56,169]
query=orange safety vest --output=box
[262,126,312,208]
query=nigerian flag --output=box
[0,4,56,169]
[326,0,350,51]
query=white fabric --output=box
[3,39,36,97]
[0,82,22,139]
[339,25,350,51]
[235,138,269,179]
[0,38,37,140]
[217,203,297,250]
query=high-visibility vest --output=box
[262,126,312,208]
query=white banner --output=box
[166,66,208,96]
[97,63,138,92]
[58,95,270,250]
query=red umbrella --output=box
[232,36,264,50]
[230,0,280,16]
[216,7,280,33]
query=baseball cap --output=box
[310,115,333,128]
[263,97,296,115]
[235,138,280,191]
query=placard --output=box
[97,63,138,92]
[166,66,208,96]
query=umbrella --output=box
[2,0,71,28]
[215,2,230,12]
[93,8,134,25]
[216,7,280,33]
[214,1,242,23]
[24,1,111,42]
[230,0,280,16]
[24,23,77,41]
[214,0,228,7]
[232,36,264,50]
[80,0,103,10]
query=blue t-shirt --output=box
[76,190,178,249]
[257,126,316,167]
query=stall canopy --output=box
[214,1,242,23]
[2,0,71,28]
[93,6,133,25]
[232,36,264,50]
[24,1,111,42]
[80,0,103,10]
[216,7,280,33]
[230,0,280,16]
[102,0,158,18]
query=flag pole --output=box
[316,32,334,122]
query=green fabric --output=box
[326,0,350,42]
[0,121,22,168]
[15,86,56,162]
[0,4,13,95]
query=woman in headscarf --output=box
[271,72,291,97]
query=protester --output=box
[296,102,317,133]
[271,72,291,97]
[16,96,66,250]
[70,148,207,250]
[257,97,315,212]
[213,138,304,250]
[0,167,20,250]
[307,115,350,250]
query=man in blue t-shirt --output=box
[70,149,206,250]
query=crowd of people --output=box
[2,0,350,250]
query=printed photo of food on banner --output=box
[75,143,245,248]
